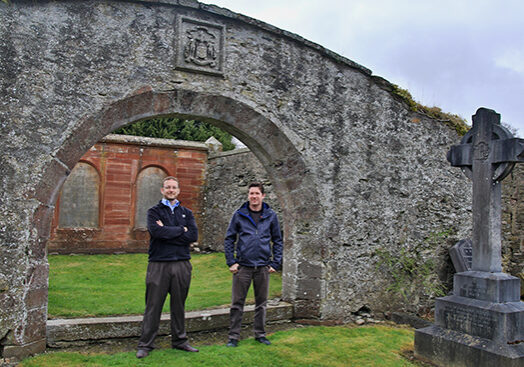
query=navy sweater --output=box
[147,201,198,262]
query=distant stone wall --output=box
[201,149,282,252]
[502,164,524,295]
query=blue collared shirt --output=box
[161,198,180,213]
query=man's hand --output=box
[269,266,276,273]
[229,263,239,274]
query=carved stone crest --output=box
[474,141,489,161]
[176,16,225,76]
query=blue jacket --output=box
[224,202,283,270]
[147,201,198,262]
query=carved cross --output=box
[447,108,524,272]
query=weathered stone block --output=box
[24,288,48,311]
[293,299,320,319]
[31,158,70,207]
[453,271,521,303]
[297,262,322,279]
[415,325,524,367]
[18,308,47,343]
[25,264,49,291]
[435,295,524,343]
[2,339,46,360]
[296,279,322,300]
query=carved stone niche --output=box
[175,16,225,76]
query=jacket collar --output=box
[239,201,269,216]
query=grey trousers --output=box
[138,260,192,350]
[228,265,269,340]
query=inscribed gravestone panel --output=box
[134,167,167,228]
[449,239,473,273]
[58,162,100,228]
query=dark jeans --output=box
[228,265,269,340]
[138,260,192,351]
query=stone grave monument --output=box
[450,239,473,273]
[414,108,524,367]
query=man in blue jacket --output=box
[136,176,199,358]
[224,182,283,347]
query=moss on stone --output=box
[391,84,470,136]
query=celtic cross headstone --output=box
[447,107,524,272]
[415,108,524,367]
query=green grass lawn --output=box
[20,325,417,367]
[48,253,282,318]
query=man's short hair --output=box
[163,176,179,186]
[248,182,264,194]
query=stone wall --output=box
[201,148,282,252]
[0,0,497,361]
[48,134,208,254]
[502,164,524,295]
[204,147,524,305]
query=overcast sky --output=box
[208,0,524,137]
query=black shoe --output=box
[255,337,271,345]
[226,339,238,347]
[136,349,149,358]
[174,344,199,352]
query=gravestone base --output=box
[453,271,521,303]
[415,325,524,367]
[415,270,524,367]
[434,295,524,342]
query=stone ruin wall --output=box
[201,148,283,252]
[47,140,524,297]
[0,1,520,360]
[502,164,524,295]
[204,147,524,303]
[46,139,524,300]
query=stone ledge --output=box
[47,301,293,347]
[101,134,209,151]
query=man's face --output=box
[161,179,180,201]
[248,187,265,208]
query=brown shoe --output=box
[174,344,199,352]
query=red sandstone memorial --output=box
[49,134,208,254]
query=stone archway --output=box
[48,86,322,303]
[6,88,322,360]
[0,0,473,360]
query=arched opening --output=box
[134,166,168,230]
[57,161,100,229]
[35,88,322,337]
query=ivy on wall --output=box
[374,229,455,313]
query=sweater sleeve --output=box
[147,207,185,241]
[176,208,198,244]
[269,213,283,271]
[224,213,238,267]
